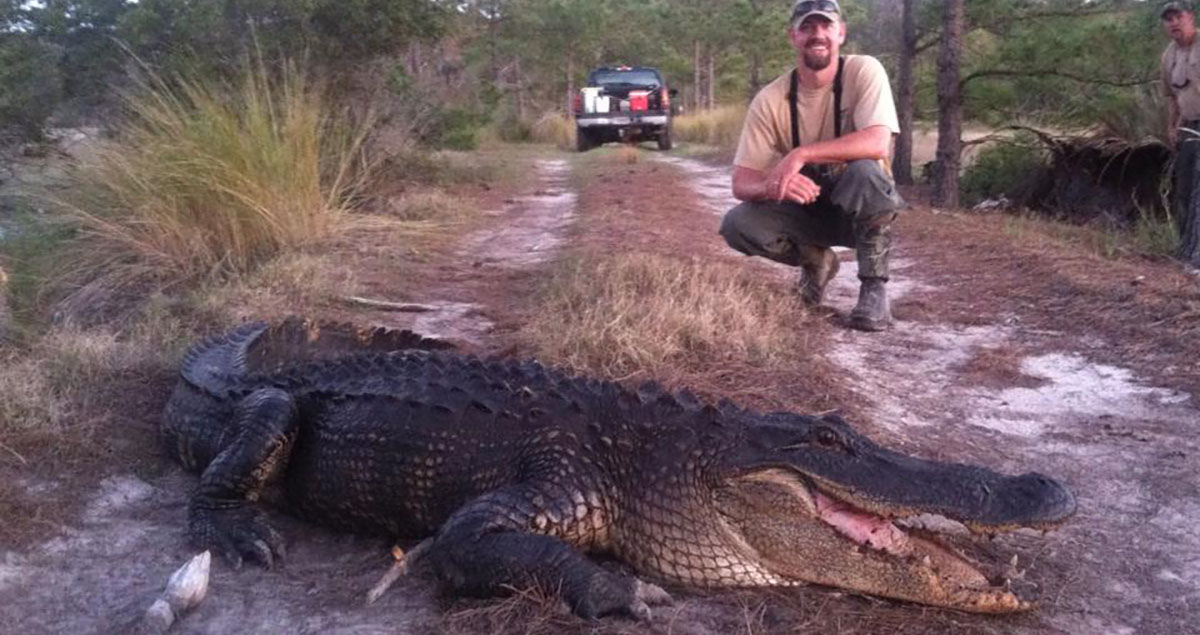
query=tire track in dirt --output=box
[660,154,1200,634]
[373,158,579,347]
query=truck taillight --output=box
[661,88,670,109]
[572,93,582,113]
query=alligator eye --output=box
[815,428,840,447]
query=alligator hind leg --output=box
[412,485,671,619]
[188,387,297,569]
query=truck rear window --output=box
[589,70,661,88]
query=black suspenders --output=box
[788,56,844,149]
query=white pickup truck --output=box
[572,66,678,152]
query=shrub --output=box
[530,112,574,150]
[421,107,486,151]
[961,138,1047,206]
[0,35,62,141]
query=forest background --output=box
[0,0,1173,208]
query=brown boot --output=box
[796,246,840,307]
[849,278,891,331]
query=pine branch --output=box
[960,69,1156,90]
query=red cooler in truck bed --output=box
[629,90,649,111]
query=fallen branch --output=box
[366,539,432,604]
[340,296,436,313]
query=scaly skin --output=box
[163,318,1077,618]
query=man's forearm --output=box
[787,126,892,165]
[1166,100,1176,143]
[732,167,772,202]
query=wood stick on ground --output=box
[366,545,410,605]
[340,296,437,313]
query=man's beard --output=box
[803,41,833,70]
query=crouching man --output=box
[719,0,903,331]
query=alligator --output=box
[163,318,1077,619]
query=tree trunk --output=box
[566,53,575,114]
[893,0,917,186]
[748,51,762,100]
[694,40,702,112]
[515,57,525,121]
[706,49,715,110]
[408,42,420,79]
[932,0,964,208]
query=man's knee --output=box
[832,159,901,219]
[839,159,892,191]
[719,203,764,255]
[719,202,804,264]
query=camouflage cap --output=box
[1162,1,1194,18]
[791,0,841,26]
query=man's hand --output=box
[765,154,821,204]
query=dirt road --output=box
[2,144,1198,634]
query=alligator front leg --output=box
[188,387,297,568]
[414,485,671,620]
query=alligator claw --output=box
[575,575,672,620]
[626,580,672,621]
[635,580,672,606]
[188,506,285,570]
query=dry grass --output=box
[998,211,1178,260]
[387,189,476,222]
[615,144,640,164]
[523,252,807,379]
[442,586,574,635]
[190,252,362,324]
[0,314,184,463]
[959,345,1049,390]
[673,105,748,151]
[49,59,372,320]
[530,112,574,150]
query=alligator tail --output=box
[179,317,454,395]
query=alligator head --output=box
[711,411,1076,612]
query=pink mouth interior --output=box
[815,491,911,556]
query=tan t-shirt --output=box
[733,55,900,172]
[1162,40,1200,121]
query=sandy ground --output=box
[2,139,1199,634]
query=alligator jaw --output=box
[717,469,1038,613]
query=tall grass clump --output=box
[530,112,574,150]
[524,253,805,378]
[673,105,747,150]
[54,59,372,317]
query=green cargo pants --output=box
[719,159,902,280]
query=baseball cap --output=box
[791,0,841,26]
[1162,1,1194,18]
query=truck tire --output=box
[657,128,673,151]
[576,127,594,152]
